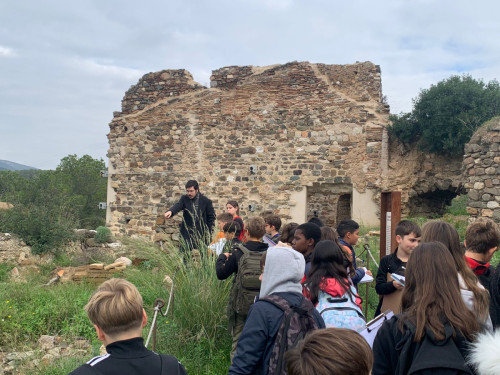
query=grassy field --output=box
[0,239,233,374]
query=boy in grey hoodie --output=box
[229,247,325,375]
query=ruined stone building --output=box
[105,61,464,240]
[463,117,500,222]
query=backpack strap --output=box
[235,243,250,256]
[260,295,292,374]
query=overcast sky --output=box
[1,0,499,170]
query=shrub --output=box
[0,170,77,254]
[0,202,77,254]
[94,226,111,244]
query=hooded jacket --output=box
[458,273,493,331]
[229,247,325,375]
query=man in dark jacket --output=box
[69,278,186,375]
[229,246,325,375]
[164,179,216,251]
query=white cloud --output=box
[0,46,16,57]
[67,58,143,81]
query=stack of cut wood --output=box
[71,261,126,283]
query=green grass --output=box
[0,237,233,374]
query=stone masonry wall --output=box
[463,117,500,222]
[120,70,204,115]
[384,141,464,217]
[107,61,389,238]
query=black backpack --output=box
[396,320,475,375]
[259,294,321,375]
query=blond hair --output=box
[85,278,143,336]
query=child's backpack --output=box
[259,294,321,375]
[395,319,475,375]
[230,244,266,316]
[316,285,366,332]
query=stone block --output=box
[482,209,494,217]
[487,201,500,209]
[468,189,480,201]
[466,207,478,215]
[474,182,485,190]
[485,167,497,175]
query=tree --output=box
[55,154,107,228]
[388,75,500,156]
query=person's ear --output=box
[396,235,402,244]
[94,324,106,342]
[464,240,467,248]
[142,309,148,328]
[486,246,498,262]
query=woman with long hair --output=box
[421,221,491,329]
[304,240,365,331]
[226,200,244,241]
[373,242,480,374]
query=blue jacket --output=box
[339,238,365,284]
[229,292,325,375]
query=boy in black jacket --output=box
[69,278,186,375]
[374,220,421,316]
[216,217,268,359]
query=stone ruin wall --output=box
[107,61,390,238]
[463,117,500,223]
[106,61,467,240]
[384,143,464,217]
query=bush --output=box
[94,226,111,244]
[0,170,77,254]
[0,202,77,254]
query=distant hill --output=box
[0,160,38,171]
